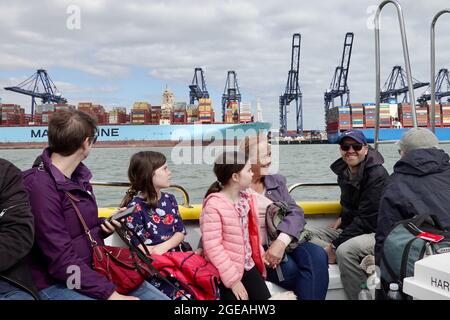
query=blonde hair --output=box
[239,132,268,164]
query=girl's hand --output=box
[148,243,170,255]
[101,216,123,234]
[194,248,204,257]
[231,281,248,300]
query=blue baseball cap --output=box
[338,130,367,144]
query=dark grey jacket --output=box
[263,174,306,239]
[0,158,39,299]
[330,147,389,248]
[375,148,450,263]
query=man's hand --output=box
[325,243,337,264]
[264,239,286,269]
[329,217,342,230]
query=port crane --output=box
[4,69,67,118]
[380,65,429,103]
[279,33,302,136]
[324,32,354,127]
[417,68,450,104]
[188,67,209,105]
[221,71,241,122]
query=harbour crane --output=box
[4,69,67,117]
[380,65,429,103]
[279,33,302,136]
[221,71,241,122]
[417,68,450,104]
[188,67,209,105]
[324,32,354,125]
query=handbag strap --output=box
[118,224,193,300]
[65,192,98,247]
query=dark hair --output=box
[48,109,97,156]
[120,151,167,208]
[204,151,248,198]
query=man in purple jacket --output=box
[22,109,169,300]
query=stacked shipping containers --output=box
[416,105,429,127]
[363,103,376,128]
[1,104,24,125]
[442,103,450,126]
[186,104,198,123]
[326,106,351,132]
[131,102,151,124]
[425,103,442,127]
[109,107,127,124]
[151,106,161,124]
[239,102,252,123]
[198,98,214,123]
[350,104,364,128]
[398,103,414,127]
[78,103,107,125]
[379,103,391,127]
[172,102,187,124]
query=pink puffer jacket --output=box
[200,192,266,288]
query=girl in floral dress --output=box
[120,151,191,300]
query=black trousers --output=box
[219,266,271,300]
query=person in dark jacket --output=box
[22,109,169,300]
[0,159,40,300]
[308,130,389,299]
[375,128,450,263]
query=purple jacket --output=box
[263,174,306,240]
[22,148,116,299]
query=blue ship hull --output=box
[0,122,271,145]
[327,128,450,143]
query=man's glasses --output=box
[340,143,363,152]
[90,135,98,145]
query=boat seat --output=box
[105,233,346,299]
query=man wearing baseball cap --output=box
[375,128,450,265]
[308,130,388,300]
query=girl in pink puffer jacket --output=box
[200,151,270,300]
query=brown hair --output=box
[204,151,248,198]
[48,109,97,156]
[120,151,167,208]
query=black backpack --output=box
[379,214,450,299]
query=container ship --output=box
[326,101,450,143]
[0,87,270,149]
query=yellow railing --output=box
[94,181,342,220]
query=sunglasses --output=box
[340,143,364,152]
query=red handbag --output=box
[66,192,152,294]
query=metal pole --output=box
[375,0,417,150]
[430,9,450,134]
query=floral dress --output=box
[126,192,192,300]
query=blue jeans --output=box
[0,280,35,300]
[266,241,329,300]
[40,282,170,300]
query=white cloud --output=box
[0,0,449,129]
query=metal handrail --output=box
[374,0,416,150]
[90,181,193,208]
[288,182,339,194]
[430,9,450,133]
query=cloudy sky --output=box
[0,0,449,130]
